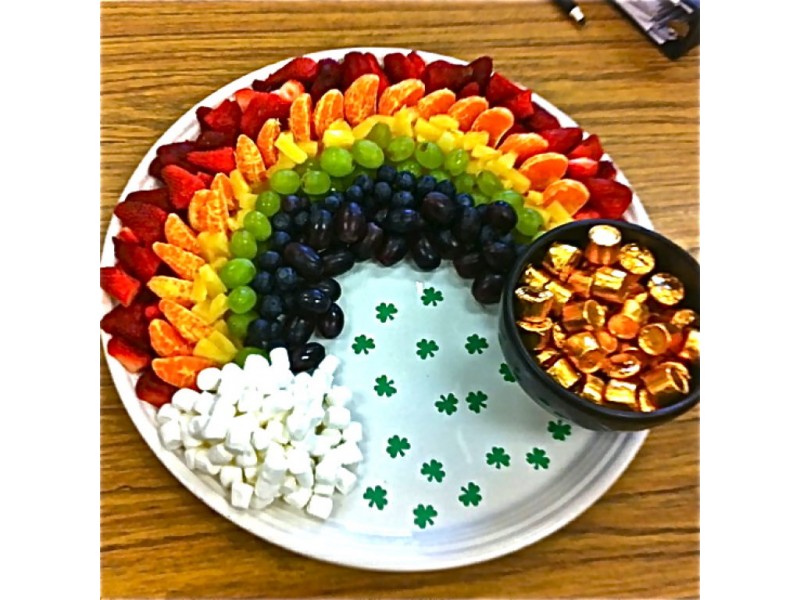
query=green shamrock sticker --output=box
[416,338,439,359]
[386,435,411,458]
[412,504,438,529]
[420,459,446,483]
[458,482,482,507]
[466,390,488,414]
[548,420,572,441]
[435,393,458,415]
[486,446,510,469]
[465,334,489,355]
[374,375,397,397]
[420,287,444,306]
[499,363,516,382]
[363,486,388,510]
[526,447,550,470]
[352,334,375,355]
[375,302,398,323]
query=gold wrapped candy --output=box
[544,279,573,315]
[641,363,689,404]
[591,266,631,304]
[520,265,551,290]
[678,329,700,362]
[535,349,560,368]
[585,225,622,265]
[638,323,671,356]
[605,379,638,406]
[564,332,605,374]
[603,352,643,379]
[567,270,594,297]
[561,299,607,333]
[516,319,552,352]
[515,287,554,324]
[542,242,583,281]
[580,374,606,404]
[638,388,658,412]
[547,357,582,389]
[617,243,655,275]
[648,272,685,306]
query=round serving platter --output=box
[100,47,650,571]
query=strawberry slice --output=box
[573,208,602,220]
[161,165,207,209]
[116,227,139,244]
[310,58,343,101]
[569,134,604,160]
[501,91,535,120]
[100,266,141,307]
[198,99,241,134]
[457,81,481,99]
[363,52,390,96]
[597,160,618,179]
[525,103,561,131]
[422,60,472,92]
[135,368,178,407]
[486,72,525,104]
[124,188,171,212]
[468,56,493,93]
[114,201,167,246]
[113,237,161,281]
[195,130,237,150]
[144,303,163,321]
[101,301,150,351]
[406,52,426,78]
[383,53,416,83]
[240,92,291,140]
[186,148,236,174]
[107,336,151,373]
[234,88,256,111]
[253,57,319,90]
[582,178,633,219]
[342,51,374,89]
[537,128,584,155]
[567,157,599,179]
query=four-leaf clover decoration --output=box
[416,338,439,360]
[486,446,511,469]
[363,486,388,510]
[458,482,482,507]
[420,459,446,483]
[465,334,489,355]
[374,375,397,397]
[352,334,376,355]
[413,504,438,529]
[435,393,458,415]
[375,302,398,323]
[386,435,411,458]
[466,390,488,414]
[548,420,572,441]
[499,363,516,382]
[420,287,444,306]
[526,447,550,470]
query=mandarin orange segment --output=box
[313,89,344,139]
[498,132,549,162]
[275,79,305,103]
[211,172,236,212]
[235,134,269,186]
[378,78,425,116]
[147,276,195,305]
[519,152,570,191]
[448,96,489,131]
[470,107,514,148]
[151,356,217,389]
[152,242,206,280]
[188,189,211,232]
[204,188,229,235]
[416,89,456,119]
[289,93,313,143]
[164,213,201,255]
[159,299,214,343]
[256,118,281,166]
[148,318,194,357]
[344,74,380,126]
[542,178,590,215]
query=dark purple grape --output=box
[429,229,463,260]
[353,222,385,261]
[482,241,516,273]
[453,206,482,244]
[514,242,530,256]
[479,224,503,245]
[283,242,323,281]
[453,252,485,279]
[385,208,422,234]
[317,302,344,338]
[245,318,271,350]
[322,248,355,277]
[334,201,366,244]
[485,201,517,234]
[420,191,457,227]
[296,288,332,316]
[475,204,489,221]
[284,315,315,347]
[307,208,334,251]
[376,235,409,266]
[314,278,341,302]
[471,272,504,304]
[410,234,442,271]
[290,342,326,372]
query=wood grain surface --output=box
[101,2,699,598]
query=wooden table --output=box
[101,2,699,597]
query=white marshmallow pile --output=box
[155,348,362,520]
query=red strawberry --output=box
[186,148,236,174]
[114,201,167,246]
[422,60,472,92]
[537,128,583,155]
[148,142,198,180]
[113,237,161,281]
[234,88,256,111]
[135,368,178,407]
[406,52,426,78]
[363,52,390,96]
[116,227,139,244]
[573,208,602,220]
[107,336,151,373]
[341,52,374,89]
[457,82,481,99]
[161,165,207,209]
[468,56,493,93]
[195,129,237,150]
[569,134,604,160]
[567,157,599,179]
[196,172,213,187]
[597,160,618,180]
[240,92,291,139]
[144,303,162,321]
[253,57,319,90]
[196,106,212,130]
[310,58,343,101]
[526,103,560,131]
[101,301,150,351]
[100,266,141,307]
[501,91,535,120]
[486,72,525,104]
[148,156,167,180]
[124,188,170,212]
[198,99,241,135]
[583,178,633,219]
[383,53,416,83]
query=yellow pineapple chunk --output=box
[297,140,319,157]
[437,131,457,154]
[193,338,228,364]
[208,331,238,359]
[466,160,482,175]
[211,257,228,271]
[472,145,502,160]
[546,201,574,228]
[275,132,308,164]
[190,276,208,304]
[532,206,552,228]
[191,299,213,324]
[198,264,227,297]
[322,128,355,148]
[525,190,545,206]
[390,108,416,137]
[428,114,460,132]
[462,131,490,151]
[505,169,532,194]
[197,232,230,263]
[229,169,258,206]
[208,294,229,319]
[413,119,442,143]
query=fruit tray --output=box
[100,48,650,570]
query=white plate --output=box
[101,47,649,571]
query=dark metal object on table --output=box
[552,0,587,27]
[608,0,700,59]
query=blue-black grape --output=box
[290,342,326,372]
[420,191,457,227]
[334,201,367,244]
[316,302,344,338]
[322,248,355,277]
[283,242,324,281]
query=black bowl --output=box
[498,219,700,431]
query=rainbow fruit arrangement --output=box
[100,51,634,405]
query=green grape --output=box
[444,148,470,175]
[414,141,444,170]
[319,147,354,177]
[476,170,503,196]
[233,347,269,368]
[396,159,423,178]
[428,169,449,182]
[243,211,272,242]
[454,173,476,194]
[352,139,385,169]
[304,157,321,172]
[269,169,301,195]
[227,286,257,315]
[302,170,332,195]
[472,192,489,205]
[386,135,415,162]
[226,311,258,340]
[366,122,392,149]
[256,190,281,217]
[492,190,524,212]
[229,229,258,259]
[218,258,256,288]
[516,207,544,237]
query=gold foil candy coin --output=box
[535,349,561,368]
[546,357,582,390]
[516,318,553,352]
[638,323,671,356]
[595,329,619,354]
[514,287,554,324]
[520,265,551,290]
[671,308,699,329]
[585,224,622,265]
[580,374,606,404]
[544,279,574,315]
[607,313,640,340]
[641,363,689,404]
[602,352,642,379]
[604,379,638,406]
[617,242,656,275]
[638,388,658,413]
[678,328,700,362]
[542,242,583,281]
[647,272,685,306]
[563,332,605,374]
[591,266,631,304]
[567,270,594,297]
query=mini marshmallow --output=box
[286,447,311,475]
[251,427,272,452]
[306,494,333,520]
[325,385,352,406]
[314,458,340,485]
[208,443,234,466]
[286,410,312,441]
[280,475,299,496]
[250,494,274,510]
[255,478,281,500]
[269,347,291,371]
[158,420,182,450]
[333,441,363,466]
[172,388,200,413]
[342,421,363,443]
[188,415,208,438]
[323,406,351,429]
[265,390,294,413]
[309,435,335,458]
[193,392,215,415]
[334,467,357,495]
[308,405,326,428]
[284,487,312,510]
[217,363,245,400]
[235,447,258,468]
[196,367,222,392]
[296,469,314,488]
[237,388,263,414]
[243,466,258,484]
[194,450,221,476]
[313,482,335,497]
[156,403,181,425]
[230,481,254,509]
[243,353,270,382]
[219,465,243,489]
[225,415,258,454]
[260,446,287,483]
[202,404,235,442]
[183,447,199,470]
[320,428,343,445]
[293,371,313,390]
[264,419,288,444]
[316,354,341,377]
[181,429,203,449]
